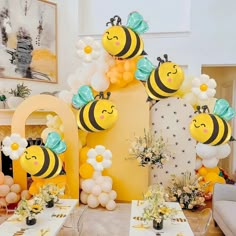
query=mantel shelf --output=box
[0,109,54,126]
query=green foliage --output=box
[9,83,31,98]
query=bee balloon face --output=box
[20,145,63,178]
[102,26,144,59]
[77,99,118,132]
[189,113,232,145]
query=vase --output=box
[26,217,36,226]
[46,199,54,208]
[7,96,24,109]
[153,218,164,230]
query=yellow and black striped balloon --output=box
[146,61,184,100]
[102,25,144,59]
[76,99,118,132]
[189,113,232,146]
[20,145,62,178]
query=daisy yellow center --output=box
[11,142,19,150]
[84,45,92,54]
[200,83,208,91]
[96,155,103,162]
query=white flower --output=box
[76,37,101,63]
[87,145,112,171]
[2,133,28,160]
[191,74,217,100]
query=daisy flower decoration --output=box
[2,133,28,160]
[191,74,217,100]
[87,145,112,172]
[76,37,101,63]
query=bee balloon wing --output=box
[72,85,94,109]
[214,98,236,121]
[135,57,155,81]
[45,132,67,154]
[127,11,149,34]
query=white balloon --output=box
[90,72,110,92]
[57,90,73,104]
[106,200,116,211]
[95,176,105,185]
[101,182,112,193]
[195,157,202,170]
[81,179,96,193]
[182,92,197,106]
[93,171,102,179]
[80,191,89,204]
[87,194,99,208]
[103,176,113,184]
[98,192,109,206]
[202,158,219,168]
[109,190,117,200]
[216,143,231,159]
[196,143,218,159]
[91,185,102,196]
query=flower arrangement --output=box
[39,183,65,204]
[9,83,31,98]
[15,195,44,220]
[128,129,172,167]
[142,184,178,223]
[165,171,207,209]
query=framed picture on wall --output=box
[0,0,57,83]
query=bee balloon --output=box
[189,99,236,146]
[72,85,118,132]
[102,11,148,59]
[20,132,66,178]
[135,54,185,101]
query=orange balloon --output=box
[205,172,219,183]
[79,146,90,165]
[79,163,94,179]
[198,166,208,176]
[206,166,220,175]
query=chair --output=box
[212,183,236,236]
[186,208,212,236]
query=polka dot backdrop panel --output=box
[150,97,196,187]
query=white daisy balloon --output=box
[191,74,217,100]
[76,37,101,63]
[87,145,112,171]
[2,133,28,160]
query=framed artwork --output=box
[0,0,57,83]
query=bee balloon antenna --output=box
[106,91,111,99]
[202,105,210,113]
[163,54,169,62]
[157,57,164,67]
[195,105,202,114]
[106,15,122,26]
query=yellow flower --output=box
[31,204,42,214]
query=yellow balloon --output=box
[205,172,219,183]
[79,146,90,165]
[208,184,214,193]
[29,182,39,195]
[198,181,209,193]
[78,130,88,147]
[217,176,226,184]
[198,166,208,176]
[79,163,94,179]
[206,166,220,175]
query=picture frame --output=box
[0,0,57,83]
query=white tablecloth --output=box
[0,199,78,236]
[129,200,194,236]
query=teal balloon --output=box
[127,11,148,34]
[52,141,67,154]
[135,70,149,81]
[72,94,87,109]
[45,132,61,149]
[78,85,94,102]
[222,107,236,121]
[214,99,229,116]
[127,12,143,29]
[137,58,155,73]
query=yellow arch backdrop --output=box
[11,95,80,199]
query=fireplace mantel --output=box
[0,109,54,126]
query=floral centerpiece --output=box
[142,184,178,230]
[165,171,207,210]
[128,129,172,167]
[39,183,65,208]
[15,196,44,225]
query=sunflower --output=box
[31,204,43,214]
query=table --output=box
[129,200,194,236]
[0,199,78,236]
